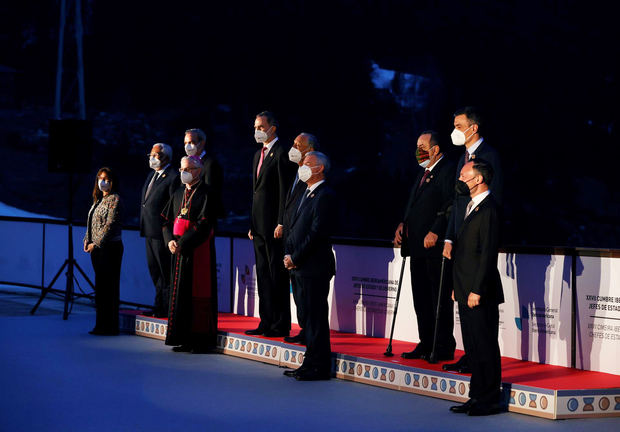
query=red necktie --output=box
[256,146,267,178]
[418,169,430,188]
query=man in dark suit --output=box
[449,159,504,416]
[394,131,456,361]
[282,151,336,381]
[443,106,504,373]
[140,143,179,317]
[246,111,296,337]
[282,132,318,344]
[184,128,224,220]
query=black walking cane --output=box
[384,256,407,357]
[428,256,447,364]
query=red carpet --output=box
[218,313,620,391]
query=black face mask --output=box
[455,179,472,196]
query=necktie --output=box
[465,200,474,219]
[418,169,430,188]
[256,146,267,178]
[296,189,311,214]
[145,172,159,199]
[464,151,470,164]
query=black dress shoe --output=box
[172,345,193,352]
[283,366,307,377]
[401,345,428,360]
[468,402,502,416]
[450,399,475,413]
[263,329,289,337]
[284,333,305,344]
[245,328,264,336]
[442,359,470,373]
[295,368,331,381]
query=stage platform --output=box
[121,311,620,420]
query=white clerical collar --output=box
[426,154,444,172]
[467,137,484,156]
[468,190,491,216]
[263,136,278,153]
[306,179,325,194]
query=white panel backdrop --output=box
[576,256,620,375]
[497,253,572,367]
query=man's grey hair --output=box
[153,143,173,160]
[181,155,204,169]
[306,151,330,175]
[185,128,206,143]
[301,132,319,151]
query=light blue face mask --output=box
[98,179,111,192]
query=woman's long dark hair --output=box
[91,167,119,204]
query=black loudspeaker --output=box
[48,119,92,173]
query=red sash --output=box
[173,217,194,237]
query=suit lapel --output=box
[255,141,278,188]
[403,170,424,220]
[290,183,324,228]
[252,149,260,190]
[143,171,156,203]
[156,166,171,185]
[457,195,491,237]
[286,177,305,208]
[414,158,446,201]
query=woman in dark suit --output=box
[83,167,123,335]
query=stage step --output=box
[120,310,620,420]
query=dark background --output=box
[1,0,618,247]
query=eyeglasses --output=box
[179,167,199,173]
[147,153,162,158]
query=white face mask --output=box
[98,179,111,192]
[180,171,193,185]
[184,143,197,156]
[418,159,430,168]
[450,125,474,146]
[254,126,272,144]
[298,165,317,183]
[149,156,161,170]
[288,146,302,163]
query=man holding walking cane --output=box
[393,131,456,361]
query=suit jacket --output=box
[140,165,179,239]
[452,194,504,306]
[402,157,455,258]
[282,174,306,243]
[445,140,503,242]
[201,152,224,219]
[285,183,336,279]
[251,139,296,236]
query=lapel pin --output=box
[310,194,315,198]
[475,207,479,212]
[425,178,430,183]
[471,154,476,160]
[270,152,274,157]
[162,174,166,178]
